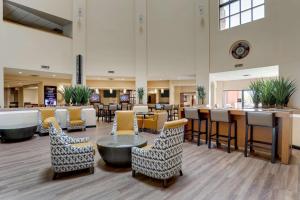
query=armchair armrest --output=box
[69,143,94,154]
[61,131,89,144]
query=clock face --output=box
[231,41,250,59]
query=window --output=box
[219,0,265,30]
[223,90,254,108]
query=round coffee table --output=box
[0,124,36,142]
[97,135,147,167]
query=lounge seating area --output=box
[1,0,300,199]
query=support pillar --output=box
[195,0,210,105]
[134,0,148,105]
[72,0,87,86]
[0,66,4,108]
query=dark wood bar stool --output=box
[184,108,208,146]
[208,109,238,153]
[97,104,104,121]
[244,112,278,163]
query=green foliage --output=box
[62,85,92,106]
[249,77,296,108]
[137,87,144,103]
[272,77,296,107]
[197,86,206,104]
[249,80,263,108]
[61,86,73,105]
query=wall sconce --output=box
[123,88,127,94]
[95,89,99,94]
[154,89,157,93]
[110,88,113,94]
[161,89,164,94]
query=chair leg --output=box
[244,125,249,157]
[250,125,254,152]
[180,170,183,176]
[163,179,168,188]
[191,120,194,142]
[234,121,238,150]
[52,172,58,180]
[271,127,277,163]
[132,170,136,177]
[227,123,232,153]
[205,119,208,144]
[197,119,201,146]
[216,122,220,148]
[208,121,212,149]
[89,167,94,174]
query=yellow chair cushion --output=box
[70,142,96,155]
[44,117,60,130]
[116,111,134,131]
[68,108,82,121]
[142,145,153,149]
[40,109,55,121]
[116,130,135,135]
[69,120,85,126]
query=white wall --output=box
[10,0,73,20]
[147,0,196,80]
[86,0,135,77]
[23,88,38,104]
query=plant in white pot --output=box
[197,86,206,105]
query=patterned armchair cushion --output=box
[111,111,139,135]
[132,119,188,180]
[48,117,94,173]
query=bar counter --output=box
[181,107,294,165]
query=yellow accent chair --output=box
[67,107,86,132]
[143,111,168,133]
[37,108,56,136]
[111,111,139,135]
[47,117,95,179]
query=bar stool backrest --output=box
[173,104,179,110]
[246,112,275,127]
[210,109,231,123]
[164,104,173,110]
[98,104,104,109]
[109,104,118,111]
[184,108,199,120]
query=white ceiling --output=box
[209,65,279,82]
[3,0,71,34]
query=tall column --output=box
[0,66,4,108]
[135,0,148,105]
[195,0,210,105]
[72,0,87,86]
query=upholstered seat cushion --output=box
[45,117,60,130]
[68,108,82,121]
[116,130,135,135]
[69,120,85,126]
[40,109,56,128]
[71,142,96,155]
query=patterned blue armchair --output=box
[48,117,94,179]
[132,119,188,187]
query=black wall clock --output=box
[230,41,250,59]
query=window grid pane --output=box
[219,0,265,30]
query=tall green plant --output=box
[197,86,206,104]
[81,86,92,105]
[137,87,144,104]
[62,86,74,105]
[260,79,276,107]
[249,80,263,108]
[272,77,296,107]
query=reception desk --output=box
[182,108,293,165]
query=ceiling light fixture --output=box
[110,88,113,94]
[154,89,157,93]
[161,89,164,94]
[123,88,127,93]
[52,74,56,77]
[18,71,22,74]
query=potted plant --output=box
[260,79,276,108]
[62,86,74,106]
[137,87,144,104]
[249,80,263,108]
[81,86,92,105]
[272,77,296,108]
[197,86,206,105]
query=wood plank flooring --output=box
[0,121,300,200]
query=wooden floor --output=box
[0,121,300,200]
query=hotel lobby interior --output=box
[1,0,300,199]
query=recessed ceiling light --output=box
[52,74,56,77]
[243,74,250,77]
[107,70,115,74]
[18,71,22,74]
